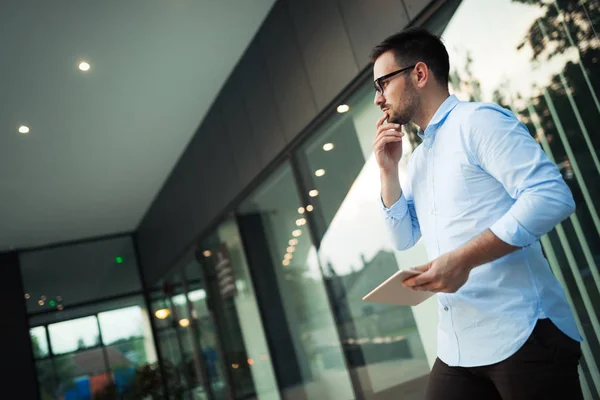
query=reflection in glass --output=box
[30,326,49,358]
[296,78,429,398]
[238,162,354,400]
[49,316,100,355]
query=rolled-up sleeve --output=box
[468,106,575,247]
[381,193,421,250]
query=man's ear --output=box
[414,61,429,89]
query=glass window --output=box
[48,316,100,355]
[21,236,142,313]
[30,326,49,359]
[295,78,430,398]
[238,162,354,400]
[198,218,280,400]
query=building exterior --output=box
[2,0,598,399]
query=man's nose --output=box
[374,91,384,106]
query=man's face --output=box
[373,51,419,125]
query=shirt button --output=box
[444,306,449,311]
[428,148,433,153]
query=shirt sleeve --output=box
[381,192,422,250]
[467,105,575,247]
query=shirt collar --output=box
[418,94,460,139]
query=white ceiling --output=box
[0,0,276,251]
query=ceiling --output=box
[0,0,276,251]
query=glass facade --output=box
[21,1,600,399]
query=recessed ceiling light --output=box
[282,259,290,266]
[18,125,30,134]
[298,207,305,214]
[323,143,334,151]
[296,218,306,226]
[284,253,293,260]
[309,190,319,197]
[179,318,190,328]
[306,205,314,212]
[289,239,298,246]
[203,250,212,257]
[315,169,326,177]
[292,229,302,237]
[287,246,296,253]
[337,104,350,113]
[78,61,91,72]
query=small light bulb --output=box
[306,205,314,212]
[337,104,350,113]
[78,61,91,72]
[315,169,326,177]
[18,125,30,134]
[323,143,334,151]
[203,250,212,257]
[298,207,305,214]
[309,190,319,197]
[292,229,302,237]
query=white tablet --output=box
[362,269,434,306]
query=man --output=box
[371,28,583,399]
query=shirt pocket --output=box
[434,162,472,218]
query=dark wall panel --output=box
[338,0,411,70]
[402,0,430,19]
[195,108,241,221]
[238,41,288,167]
[286,0,359,110]
[0,252,39,400]
[217,74,262,189]
[258,2,318,141]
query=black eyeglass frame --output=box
[373,65,416,94]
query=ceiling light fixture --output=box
[298,207,305,214]
[155,309,171,320]
[78,61,91,72]
[306,205,314,212]
[282,259,290,266]
[323,143,334,152]
[18,125,30,134]
[315,169,326,177]
[337,104,350,113]
[296,218,306,226]
[309,190,319,197]
[287,246,296,253]
[289,239,298,246]
[292,229,302,237]
[179,318,191,328]
[203,250,212,257]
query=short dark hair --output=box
[370,27,450,87]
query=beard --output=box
[386,81,420,125]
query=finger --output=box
[373,131,404,148]
[373,135,403,151]
[403,270,435,287]
[376,114,387,129]
[410,264,430,273]
[411,283,441,292]
[376,123,403,138]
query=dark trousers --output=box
[426,319,583,400]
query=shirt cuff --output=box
[380,193,409,218]
[490,211,538,247]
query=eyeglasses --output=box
[373,65,416,94]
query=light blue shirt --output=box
[382,94,581,367]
